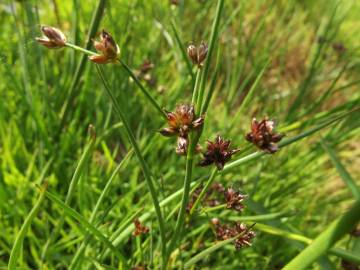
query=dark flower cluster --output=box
[132,218,149,237]
[245,118,284,153]
[199,135,240,170]
[212,219,256,249]
[187,184,247,213]
[160,104,204,155]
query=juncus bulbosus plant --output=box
[35,21,261,268]
[4,0,360,270]
[31,0,359,269]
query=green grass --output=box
[1,0,360,269]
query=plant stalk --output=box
[96,66,167,267]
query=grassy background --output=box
[0,0,359,269]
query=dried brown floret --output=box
[89,30,120,64]
[245,118,284,153]
[160,104,203,138]
[198,135,240,170]
[224,187,247,212]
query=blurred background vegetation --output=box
[0,0,359,269]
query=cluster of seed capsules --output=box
[36,26,285,250]
[158,42,284,249]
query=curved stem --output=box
[189,168,217,217]
[119,59,167,119]
[64,43,166,120]
[196,0,224,114]
[166,133,196,258]
[96,66,167,267]
[65,42,96,55]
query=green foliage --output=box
[0,0,359,269]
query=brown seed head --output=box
[214,221,255,249]
[36,26,67,49]
[198,135,240,170]
[233,222,256,249]
[132,218,149,237]
[89,30,120,64]
[224,187,247,212]
[160,104,204,138]
[245,118,284,153]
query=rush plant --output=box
[2,0,360,269]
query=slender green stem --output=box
[42,134,95,259]
[196,0,224,114]
[58,0,106,132]
[65,42,97,55]
[170,20,195,84]
[119,59,167,119]
[96,66,167,267]
[321,139,360,200]
[69,150,134,269]
[63,43,166,119]
[200,203,227,214]
[44,189,127,265]
[200,53,220,115]
[189,168,217,216]
[192,68,202,104]
[166,133,196,258]
[8,185,47,270]
[166,1,224,263]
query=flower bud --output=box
[187,41,208,68]
[36,26,67,49]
